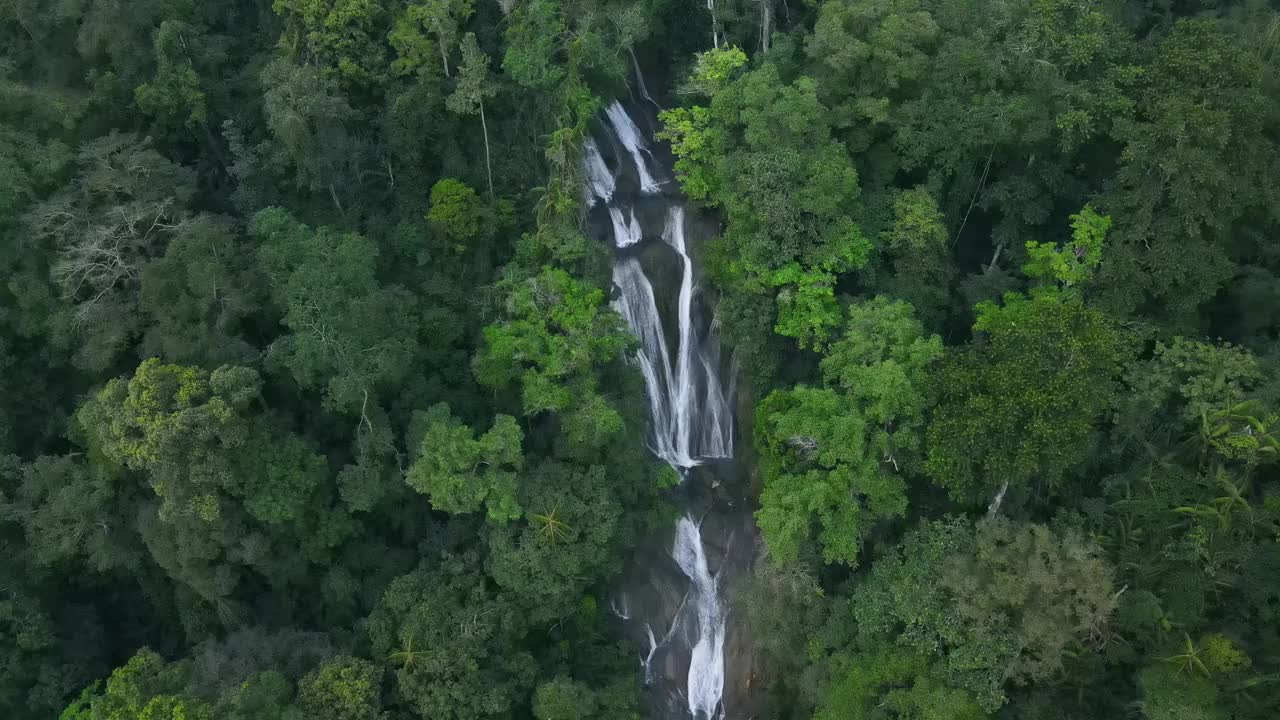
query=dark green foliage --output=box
[0,2,1277,720]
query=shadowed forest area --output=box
[1,0,1278,718]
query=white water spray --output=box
[609,205,644,248]
[673,515,725,719]
[583,136,615,207]
[605,101,662,194]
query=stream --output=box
[585,97,763,719]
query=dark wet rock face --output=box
[587,95,764,719]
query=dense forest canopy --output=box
[0,0,1277,718]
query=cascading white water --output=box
[605,101,662,194]
[610,206,644,248]
[592,100,734,720]
[630,48,662,111]
[583,137,616,207]
[611,257,694,468]
[673,515,725,720]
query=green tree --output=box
[272,0,389,88]
[133,20,208,132]
[405,403,523,522]
[835,518,1115,712]
[447,33,497,199]
[486,462,623,621]
[473,268,631,454]
[60,649,213,720]
[755,297,940,566]
[877,187,955,329]
[401,0,474,78]
[259,60,366,215]
[1098,18,1276,321]
[926,288,1133,502]
[138,215,262,366]
[295,656,384,720]
[25,133,195,370]
[253,207,419,415]
[367,560,536,720]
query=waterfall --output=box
[664,207,699,466]
[630,47,662,110]
[610,206,644,248]
[673,515,725,720]
[605,101,662,194]
[583,136,615,206]
[589,99,734,720]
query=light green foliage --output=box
[1023,205,1109,287]
[755,386,903,566]
[820,297,942,469]
[253,208,418,414]
[878,187,954,328]
[426,178,482,245]
[926,289,1132,501]
[816,647,986,720]
[474,268,630,451]
[295,656,383,720]
[1198,633,1250,676]
[659,47,745,199]
[272,0,388,87]
[532,677,595,720]
[367,561,536,720]
[681,47,748,98]
[134,20,207,131]
[76,359,256,522]
[62,649,212,720]
[768,263,841,350]
[405,403,523,521]
[756,297,939,566]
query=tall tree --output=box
[447,32,497,199]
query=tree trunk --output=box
[479,100,494,199]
